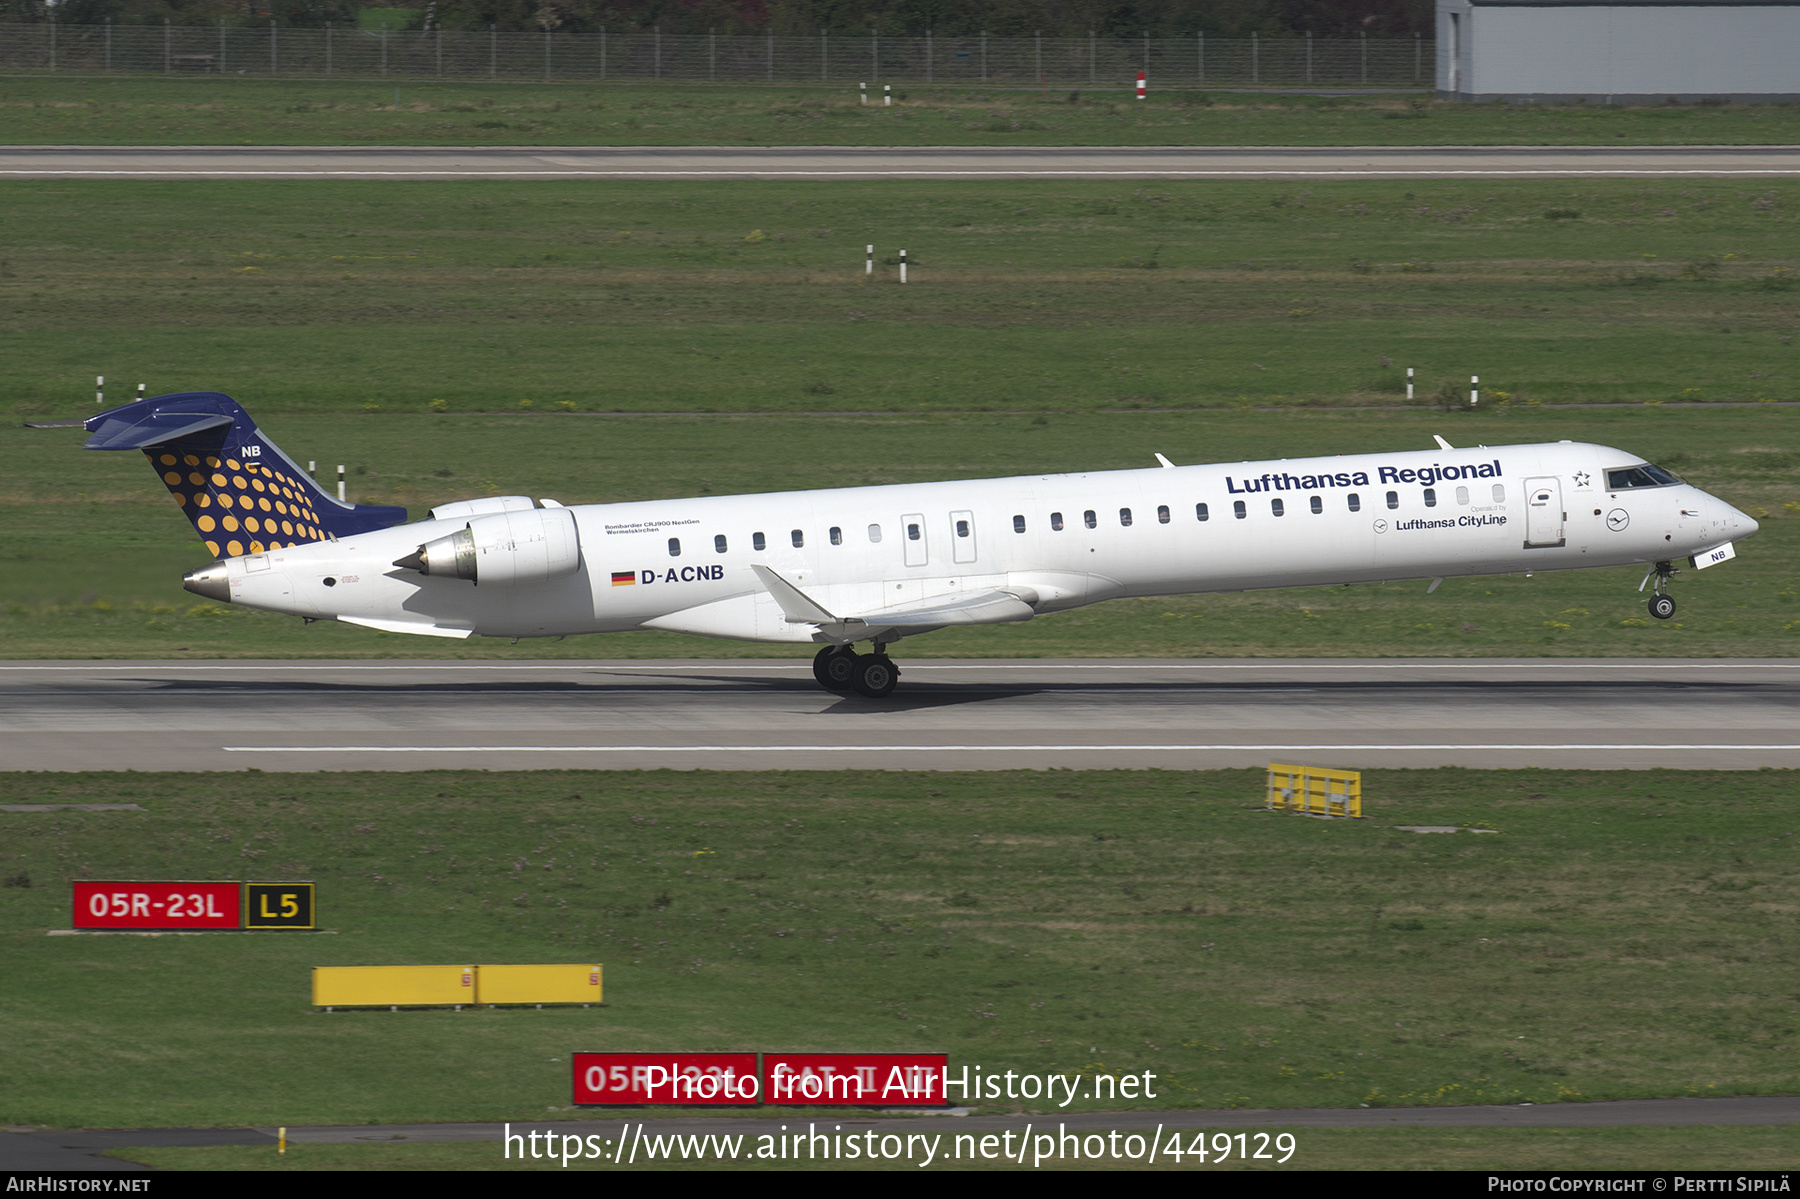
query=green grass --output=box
[9,78,1800,146]
[5,178,1798,419]
[4,176,1795,659]
[103,1125,1800,1170]
[3,406,1796,659]
[3,769,1797,1131]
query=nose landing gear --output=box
[810,643,901,699]
[1641,560,1680,620]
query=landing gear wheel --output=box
[851,653,899,699]
[1648,594,1677,621]
[812,645,857,691]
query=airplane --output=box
[83,391,1759,699]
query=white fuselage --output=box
[216,440,1757,645]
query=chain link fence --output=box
[0,24,1432,88]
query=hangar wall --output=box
[1436,1,1800,102]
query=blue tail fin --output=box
[84,392,407,559]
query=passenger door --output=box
[1524,477,1565,548]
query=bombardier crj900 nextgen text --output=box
[87,393,1759,699]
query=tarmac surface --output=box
[8,1096,1800,1170]
[3,658,1797,772]
[3,144,1800,179]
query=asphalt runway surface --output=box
[3,658,1797,772]
[4,144,1800,179]
[9,1096,1800,1170]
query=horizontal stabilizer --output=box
[85,411,232,451]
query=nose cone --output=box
[1732,505,1761,540]
[182,561,231,603]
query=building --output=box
[1437,0,1800,102]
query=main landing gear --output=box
[1642,559,1679,621]
[812,644,901,699]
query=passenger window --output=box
[1492,484,1506,503]
[1423,488,1437,508]
[1119,507,1133,527]
[1386,491,1399,510]
[907,522,921,541]
[1309,495,1322,515]
[956,519,970,538]
[668,537,681,557]
[868,523,882,543]
[1348,493,1361,512]
[791,529,804,548]
[1196,503,1209,522]
[1084,510,1097,529]
[1013,514,1026,533]
[1051,511,1064,531]
[1455,486,1470,506]
[1271,498,1285,517]
[714,534,727,553]
[752,531,766,551]
[1233,500,1247,520]
[829,526,842,545]
[1157,505,1170,524]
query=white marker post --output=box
[884,84,891,106]
[95,375,104,406]
[337,465,346,502]
[1406,367,1414,401]
[860,81,866,104]
[900,249,907,284]
[308,460,316,478]
[1136,71,1146,100]
[137,383,146,399]
[1470,375,1479,407]
[866,245,873,275]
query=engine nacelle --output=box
[394,506,581,586]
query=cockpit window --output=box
[1606,464,1681,490]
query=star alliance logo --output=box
[1573,471,1592,489]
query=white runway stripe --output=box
[223,742,1800,753]
[6,169,1800,179]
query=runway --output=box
[2,658,1797,772]
[3,144,1800,179]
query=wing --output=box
[751,565,1036,642]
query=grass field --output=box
[6,178,1799,418]
[3,405,1796,659]
[9,78,1800,147]
[101,1125,1800,1171]
[3,768,1797,1135]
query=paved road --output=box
[2,658,1797,772]
[9,1096,1800,1170]
[3,145,1799,179]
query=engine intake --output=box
[394,506,581,586]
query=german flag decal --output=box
[611,571,636,587]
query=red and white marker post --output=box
[1136,71,1146,100]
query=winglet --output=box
[1433,435,1455,451]
[751,565,839,625]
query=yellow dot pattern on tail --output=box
[146,448,326,558]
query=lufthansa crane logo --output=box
[1372,519,1389,534]
[1606,509,1631,532]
